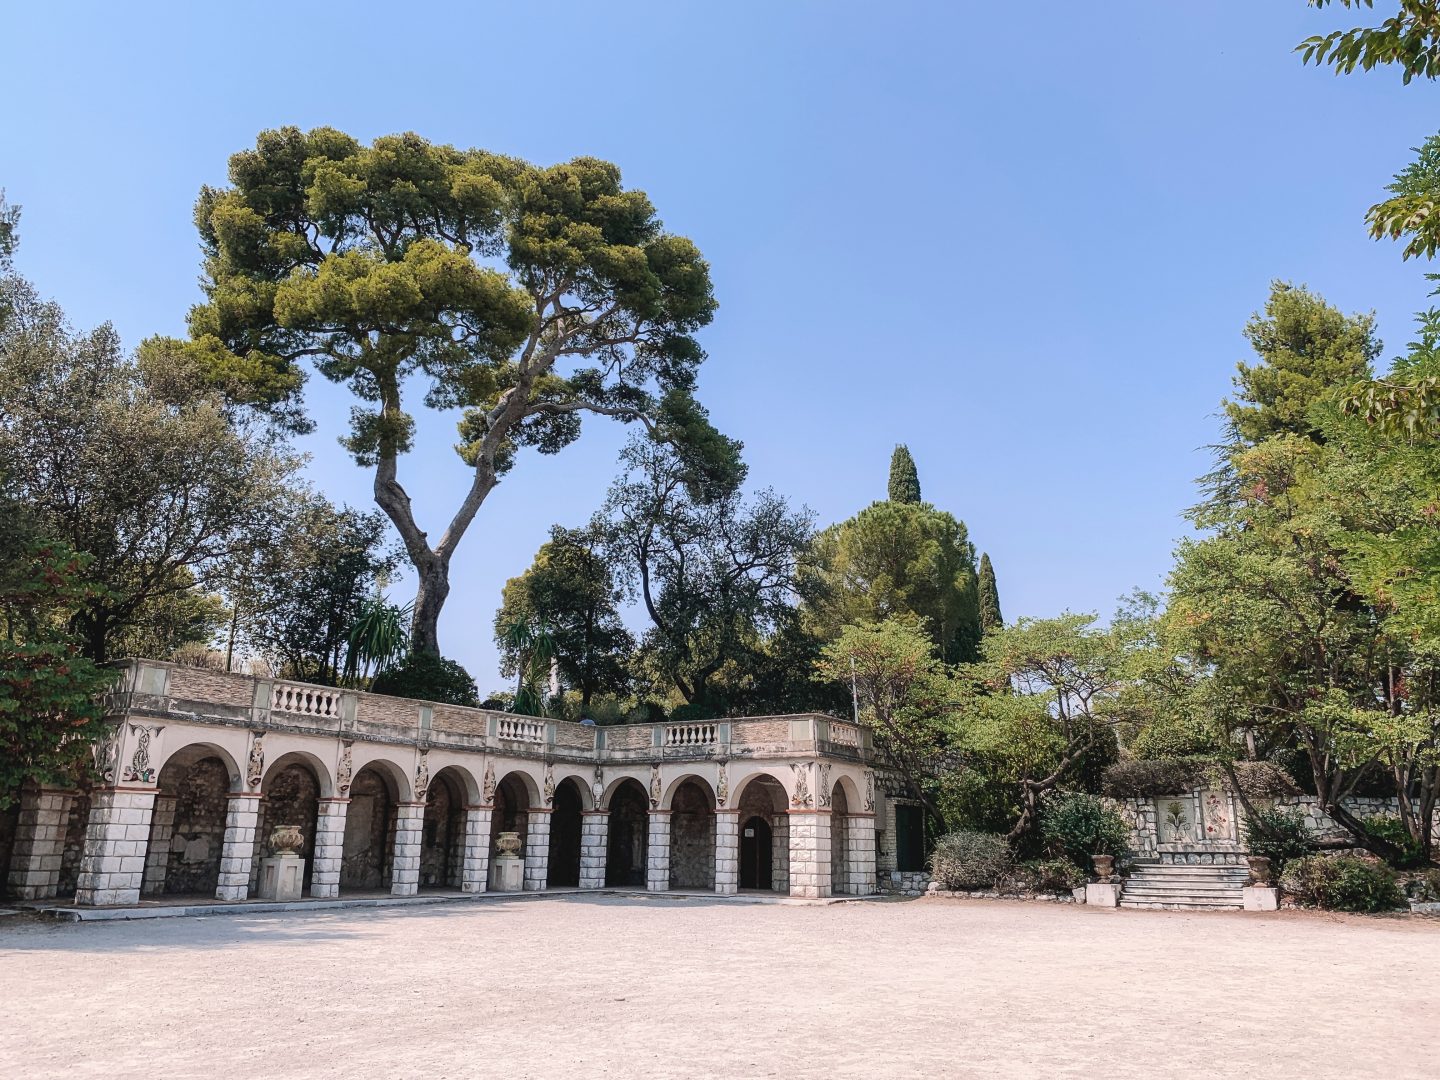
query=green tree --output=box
[186,127,716,657]
[1298,1,1440,84]
[495,526,633,713]
[888,444,921,503]
[977,552,1002,633]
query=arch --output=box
[736,772,789,894]
[495,768,543,809]
[427,760,482,805]
[732,770,789,814]
[257,756,324,894]
[143,753,229,896]
[552,769,596,811]
[341,764,397,891]
[661,772,716,811]
[489,771,537,883]
[830,772,863,813]
[152,739,244,792]
[347,749,410,802]
[831,780,851,895]
[668,777,715,891]
[546,777,585,888]
[420,768,467,889]
[601,772,650,811]
[261,749,336,799]
[605,778,649,888]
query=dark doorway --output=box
[739,815,773,890]
[606,779,649,887]
[895,804,925,872]
[547,779,583,888]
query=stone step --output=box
[1123,880,1245,891]
[1120,898,1244,910]
[1122,889,1244,902]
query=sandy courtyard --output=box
[1,894,1437,1079]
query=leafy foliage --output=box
[929,830,1012,890]
[977,553,1002,633]
[1037,792,1131,873]
[342,593,413,684]
[1242,807,1315,872]
[1298,1,1440,85]
[887,444,922,504]
[1279,853,1406,912]
[370,651,479,707]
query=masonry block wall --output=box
[522,810,551,891]
[579,812,607,890]
[6,790,74,901]
[75,790,157,906]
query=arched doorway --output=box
[669,778,715,890]
[255,758,323,894]
[831,781,851,895]
[341,765,396,891]
[606,779,648,887]
[489,772,534,888]
[145,753,230,896]
[420,769,466,889]
[740,816,773,890]
[547,778,584,888]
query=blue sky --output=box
[4,3,1437,689]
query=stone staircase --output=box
[1119,862,1248,910]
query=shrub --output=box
[1406,869,1440,903]
[1008,858,1087,894]
[929,830,1012,891]
[1101,759,1200,798]
[1039,792,1131,874]
[1360,814,1427,870]
[371,652,479,707]
[1241,806,1312,872]
[1279,854,1405,913]
[1224,761,1300,800]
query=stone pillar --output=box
[390,802,425,896]
[714,810,740,895]
[788,811,832,899]
[310,797,348,899]
[646,810,671,892]
[75,788,157,907]
[847,813,877,896]
[772,813,790,893]
[215,792,262,901]
[141,795,177,896]
[579,810,608,890]
[523,808,552,891]
[7,788,75,900]
[460,806,492,893]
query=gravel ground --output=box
[1,895,1437,1079]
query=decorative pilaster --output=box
[311,797,349,898]
[75,788,157,907]
[7,789,75,900]
[847,813,877,896]
[215,792,262,901]
[579,810,608,890]
[391,802,424,896]
[523,808,552,891]
[714,809,740,895]
[460,806,492,893]
[646,810,671,892]
[788,811,832,899]
[141,795,177,896]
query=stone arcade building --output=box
[4,660,887,908]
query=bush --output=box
[1406,868,1440,902]
[929,830,1012,890]
[1360,814,1427,870]
[1279,854,1405,913]
[1241,806,1312,872]
[1039,792,1130,874]
[371,652,479,707]
[1101,759,1200,798]
[1005,858,1087,894]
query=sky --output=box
[4,2,1438,690]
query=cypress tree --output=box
[978,552,1002,633]
[888,444,921,503]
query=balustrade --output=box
[665,722,717,747]
[271,682,342,719]
[497,716,546,743]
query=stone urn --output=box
[1246,854,1273,887]
[1092,855,1116,883]
[269,824,304,856]
[496,831,522,857]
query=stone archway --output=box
[830,781,851,895]
[735,773,789,893]
[420,769,466,889]
[144,754,230,897]
[547,778,584,888]
[255,759,323,894]
[341,765,396,891]
[669,779,715,890]
[606,779,649,888]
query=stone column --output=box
[523,808,552,891]
[646,810,671,892]
[788,811,832,899]
[7,788,75,901]
[772,813,790,893]
[215,792,262,901]
[390,802,424,896]
[579,810,608,890]
[714,810,740,895]
[141,795,177,896]
[460,806,492,893]
[310,797,348,899]
[75,788,157,907]
[847,813,877,896]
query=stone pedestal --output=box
[1242,885,1279,911]
[788,811,833,899]
[461,806,492,894]
[646,811,671,892]
[7,789,76,901]
[579,811,608,890]
[258,854,304,901]
[391,802,424,896]
[523,809,551,891]
[1084,881,1121,907]
[310,798,348,899]
[714,810,740,895]
[490,853,524,892]
[215,793,262,901]
[75,788,157,907]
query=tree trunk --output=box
[410,554,450,657]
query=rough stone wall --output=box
[142,796,177,895]
[159,757,229,895]
[547,783,583,888]
[340,767,392,890]
[879,870,928,896]
[57,792,90,897]
[605,726,652,752]
[669,781,715,889]
[167,667,255,708]
[0,798,18,899]
[554,725,595,751]
[360,696,420,729]
[430,705,487,736]
[420,775,464,887]
[830,789,850,895]
[606,783,648,887]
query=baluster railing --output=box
[271,682,342,719]
[497,716,545,743]
[664,722,717,747]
